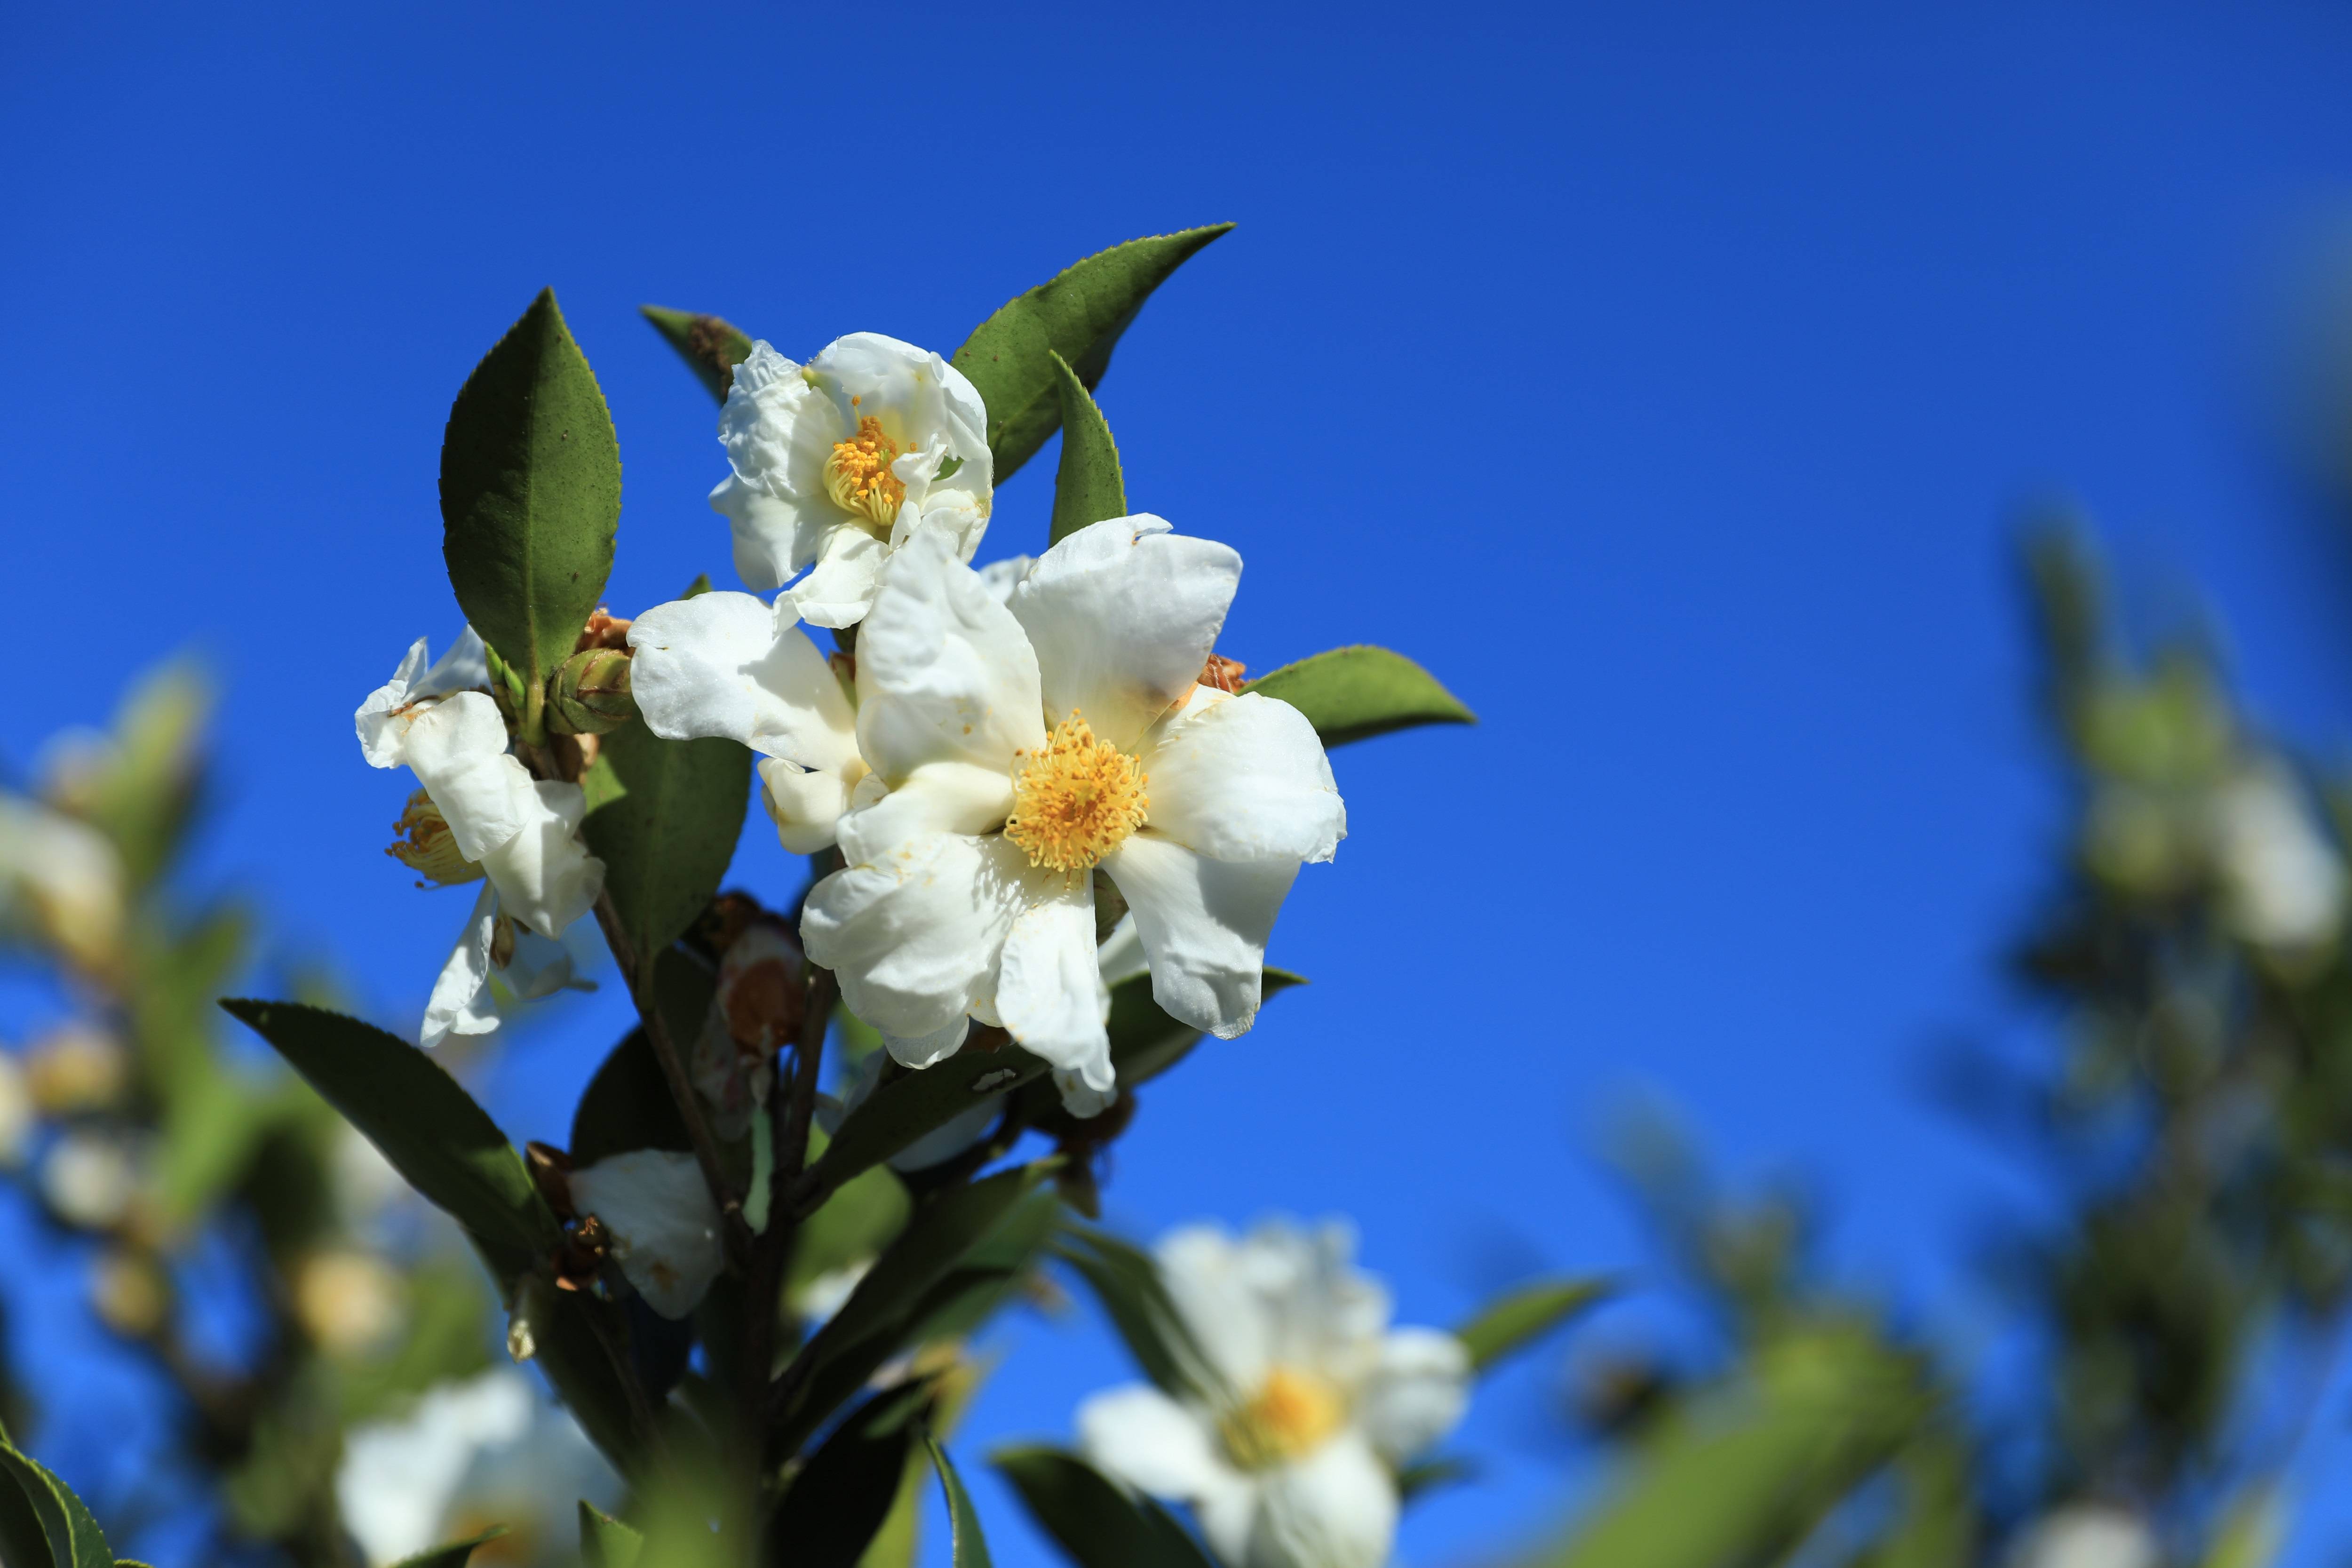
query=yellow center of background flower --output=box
[1220,1366,1346,1469]
[825,414,906,530]
[1004,713,1147,873]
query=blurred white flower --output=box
[710,334,993,628]
[295,1249,407,1357]
[2209,762,2344,955]
[24,1023,130,1114]
[569,1149,724,1319]
[41,1130,140,1230]
[2007,1505,2160,1568]
[1080,1219,1469,1568]
[0,794,124,971]
[794,1259,872,1326]
[803,519,1343,1107]
[335,1369,621,1567]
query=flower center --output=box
[386,788,484,887]
[824,414,907,531]
[1003,713,1148,874]
[1219,1366,1346,1469]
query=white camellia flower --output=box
[2209,762,2345,956]
[569,1149,725,1319]
[2006,1505,2161,1568]
[1080,1220,1469,1568]
[710,334,992,628]
[356,632,605,1047]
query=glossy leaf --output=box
[1455,1277,1612,1373]
[1051,1222,1218,1403]
[951,225,1232,482]
[218,1000,557,1282]
[771,1386,931,1568]
[581,721,753,961]
[991,1445,1213,1568]
[570,948,715,1162]
[440,288,622,694]
[640,306,754,404]
[579,1501,644,1568]
[1242,646,1473,748]
[1046,351,1126,544]
[0,1441,112,1568]
[925,1433,993,1568]
[390,1528,507,1568]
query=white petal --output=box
[880,1014,970,1070]
[417,627,490,700]
[1105,835,1298,1039]
[711,342,842,592]
[854,526,1045,778]
[476,782,604,939]
[402,693,529,862]
[713,475,822,595]
[421,885,501,1049]
[1097,913,1148,988]
[801,832,1029,1041]
[786,525,890,630]
[1140,692,1346,866]
[501,923,587,1003]
[628,593,858,768]
[974,555,1037,605]
[1156,1225,1273,1392]
[1357,1328,1470,1466]
[568,1150,724,1319]
[1078,1384,1231,1502]
[1011,516,1241,752]
[997,880,1112,1089]
[1246,1429,1396,1568]
[833,762,1017,867]
[758,757,865,855]
[1054,1069,1117,1120]
[356,637,433,768]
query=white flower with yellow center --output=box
[710,334,993,629]
[1080,1221,1469,1568]
[356,632,605,1047]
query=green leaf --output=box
[440,287,622,702]
[579,1501,644,1568]
[581,721,753,960]
[218,1000,557,1283]
[991,1446,1213,1568]
[640,306,754,404]
[925,1433,993,1568]
[1242,646,1473,749]
[1010,970,1305,1125]
[0,1441,112,1568]
[1396,1455,1478,1502]
[787,1162,912,1302]
[389,1527,507,1568]
[771,1387,931,1568]
[1455,1277,1612,1374]
[506,1275,653,1473]
[951,225,1233,482]
[570,948,714,1164]
[1046,351,1126,544]
[1051,1222,1220,1403]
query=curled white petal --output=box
[357,630,489,769]
[854,525,1045,779]
[996,880,1112,1089]
[569,1150,724,1319]
[802,832,1031,1044]
[421,884,502,1049]
[475,781,603,940]
[400,694,531,863]
[628,592,858,768]
[1105,835,1298,1040]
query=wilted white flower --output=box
[569,1149,724,1319]
[1080,1220,1468,1568]
[2007,1505,2160,1568]
[2209,762,2344,956]
[690,922,804,1138]
[710,335,993,628]
[0,794,125,971]
[41,1130,141,1230]
[336,1369,621,1567]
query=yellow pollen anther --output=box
[1003,712,1147,874]
[825,414,906,530]
[387,788,484,888]
[1220,1366,1346,1469]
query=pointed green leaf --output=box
[441,288,622,697]
[570,948,714,1163]
[218,1000,558,1282]
[991,1446,1213,1568]
[581,722,753,961]
[1397,1455,1478,1502]
[1047,351,1127,544]
[506,1275,653,1474]
[952,225,1233,482]
[1051,1222,1220,1403]
[772,1387,931,1568]
[925,1433,993,1568]
[1456,1277,1612,1373]
[0,1442,112,1568]
[579,1501,644,1568]
[390,1527,507,1568]
[641,306,755,404]
[1242,646,1473,748]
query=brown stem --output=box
[741,966,835,1475]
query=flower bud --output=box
[386,789,484,887]
[549,646,636,736]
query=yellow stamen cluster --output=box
[1004,713,1148,874]
[1219,1366,1347,1469]
[386,788,484,887]
[824,414,907,530]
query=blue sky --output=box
[8,1,2352,1563]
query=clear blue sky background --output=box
[9,2,2352,1563]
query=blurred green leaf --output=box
[640,306,754,404]
[1051,1222,1219,1404]
[579,1500,644,1568]
[992,1445,1213,1568]
[0,1440,111,1568]
[389,1527,507,1568]
[1046,351,1127,544]
[440,287,621,699]
[1242,646,1473,749]
[788,1160,913,1304]
[951,225,1232,482]
[1851,1434,1974,1568]
[582,722,752,961]
[2201,1483,2284,1568]
[925,1432,993,1568]
[771,1386,932,1568]
[70,661,210,887]
[1397,1455,1478,1502]
[1455,1277,1612,1374]
[218,1000,558,1283]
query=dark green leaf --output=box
[571,949,715,1163]
[1046,351,1126,544]
[1051,1222,1220,1403]
[441,287,622,696]
[951,225,1233,482]
[579,1501,644,1568]
[771,1387,931,1568]
[1455,1277,1612,1374]
[1397,1455,1478,1502]
[390,1527,507,1568]
[218,1001,557,1282]
[640,306,755,404]
[992,1445,1213,1568]
[925,1433,993,1568]
[806,1045,1050,1198]
[1010,970,1306,1125]
[508,1275,653,1474]
[0,1440,112,1568]
[582,722,753,960]
[1241,646,1473,748]
[787,1162,912,1303]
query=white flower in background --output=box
[803,518,1343,1102]
[1080,1220,1469,1568]
[569,1149,724,1319]
[793,1259,872,1326]
[40,1130,141,1230]
[2209,762,2345,955]
[0,793,124,971]
[336,1369,622,1567]
[710,334,993,628]
[356,632,605,1047]
[0,1053,32,1169]
[2006,1505,2160,1568]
